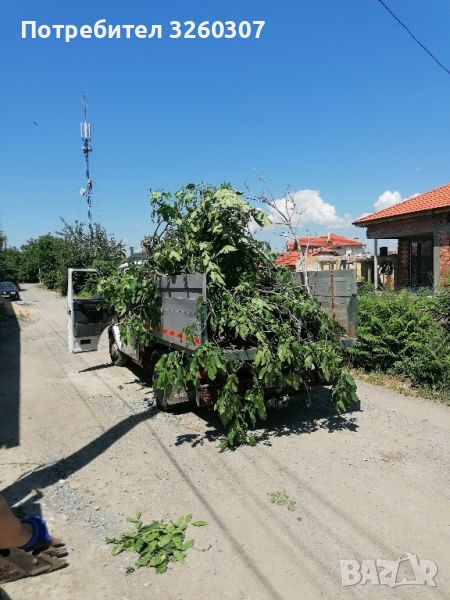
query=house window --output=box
[410,240,433,286]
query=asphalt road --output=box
[1,284,449,600]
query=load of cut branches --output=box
[99,183,357,448]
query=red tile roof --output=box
[287,233,364,250]
[276,247,339,267]
[354,182,450,225]
[276,251,300,267]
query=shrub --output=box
[348,287,450,391]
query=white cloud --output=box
[374,190,420,212]
[374,190,403,211]
[269,189,350,229]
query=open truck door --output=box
[67,268,112,353]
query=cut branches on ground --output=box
[106,514,207,575]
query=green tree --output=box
[54,220,125,294]
[12,223,125,293]
[0,231,21,283]
[19,234,64,286]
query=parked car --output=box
[0,281,20,301]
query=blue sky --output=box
[1,0,450,251]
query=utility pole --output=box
[80,93,93,226]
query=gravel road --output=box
[1,284,449,600]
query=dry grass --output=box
[352,368,450,406]
[12,304,37,322]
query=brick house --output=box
[277,233,365,271]
[354,182,450,287]
[288,233,365,255]
[277,245,340,270]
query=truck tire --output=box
[109,337,129,367]
[155,389,169,410]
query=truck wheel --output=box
[109,337,129,367]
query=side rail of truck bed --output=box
[152,273,207,352]
[293,270,357,342]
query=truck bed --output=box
[153,270,357,354]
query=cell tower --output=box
[80,92,93,226]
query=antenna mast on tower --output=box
[80,93,93,226]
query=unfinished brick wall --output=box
[366,211,450,287]
[397,239,410,287]
[439,231,450,282]
[433,213,450,284]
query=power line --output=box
[375,0,450,78]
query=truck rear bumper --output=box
[196,382,305,409]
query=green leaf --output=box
[137,553,153,567]
[156,562,168,574]
[181,538,194,551]
[149,553,165,567]
[261,212,272,227]
[176,514,192,529]
[172,549,185,562]
[157,533,172,547]
[191,520,208,527]
[217,245,237,256]
[210,270,225,285]
[304,355,314,369]
[169,249,182,261]
[112,544,124,556]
